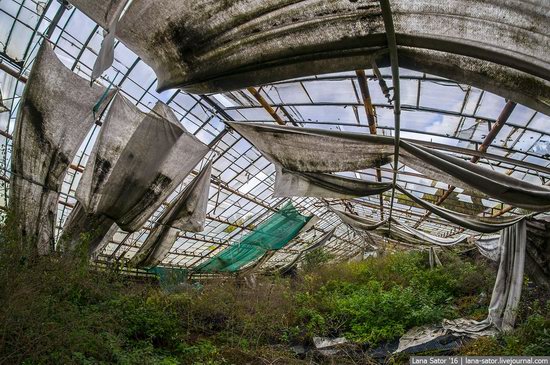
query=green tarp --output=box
[194,202,311,273]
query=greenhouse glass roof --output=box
[0,0,549,272]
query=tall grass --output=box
[0,215,547,364]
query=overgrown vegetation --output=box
[0,217,548,364]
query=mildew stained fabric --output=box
[75,93,209,232]
[487,220,526,331]
[395,185,527,233]
[130,161,212,268]
[397,221,526,348]
[10,42,112,254]
[230,122,550,211]
[274,164,392,198]
[228,122,393,172]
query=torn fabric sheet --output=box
[331,209,388,231]
[274,164,392,198]
[75,93,209,232]
[279,228,335,274]
[228,122,393,172]
[68,0,128,29]
[89,1,129,80]
[129,162,212,268]
[396,185,527,233]
[10,42,112,254]
[229,122,550,211]
[468,235,501,261]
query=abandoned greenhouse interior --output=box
[0,0,549,363]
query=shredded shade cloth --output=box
[194,202,312,273]
[10,42,112,254]
[59,202,117,255]
[274,164,392,199]
[279,228,335,274]
[395,185,527,233]
[332,208,471,246]
[229,122,550,211]
[75,93,209,232]
[130,161,212,268]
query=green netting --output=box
[147,266,189,287]
[194,202,311,273]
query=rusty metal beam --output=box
[356,69,385,219]
[414,100,517,228]
[246,86,286,125]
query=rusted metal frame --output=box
[246,86,286,125]
[413,100,517,228]
[379,0,401,226]
[21,0,53,60]
[224,102,546,139]
[356,69,385,219]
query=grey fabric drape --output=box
[279,228,335,274]
[428,247,443,268]
[395,185,526,233]
[229,122,550,211]
[129,161,212,268]
[76,93,209,232]
[397,220,526,351]
[59,202,116,255]
[10,42,112,254]
[228,122,393,172]
[333,208,470,246]
[274,164,392,199]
